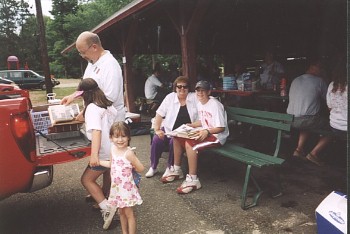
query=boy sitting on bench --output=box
[163,80,229,194]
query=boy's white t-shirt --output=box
[85,103,118,160]
[197,97,229,145]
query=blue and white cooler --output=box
[315,191,347,234]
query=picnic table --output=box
[254,92,289,112]
[210,89,257,107]
[211,89,255,96]
[211,89,288,112]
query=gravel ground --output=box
[53,78,347,232]
[11,78,345,233]
[128,133,346,233]
[0,127,346,233]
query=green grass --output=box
[29,87,78,106]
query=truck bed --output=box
[36,130,91,156]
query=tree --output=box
[48,0,133,77]
[0,0,133,74]
[0,0,20,68]
[19,15,41,70]
[46,0,80,77]
[0,0,33,69]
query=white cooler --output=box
[315,191,347,234]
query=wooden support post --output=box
[166,0,210,89]
[121,22,139,112]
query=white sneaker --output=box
[161,166,173,178]
[102,206,117,230]
[145,167,157,178]
[176,174,201,194]
[161,167,184,183]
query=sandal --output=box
[292,148,306,160]
[306,153,324,166]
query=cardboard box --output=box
[315,191,347,234]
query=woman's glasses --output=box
[176,85,189,89]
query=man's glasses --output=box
[78,44,93,56]
[176,85,189,89]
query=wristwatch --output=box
[206,129,211,136]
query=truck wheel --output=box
[41,83,46,90]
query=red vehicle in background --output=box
[0,84,90,200]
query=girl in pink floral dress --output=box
[103,121,144,233]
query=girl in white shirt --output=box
[78,78,118,216]
[326,59,347,132]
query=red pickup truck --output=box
[0,84,91,200]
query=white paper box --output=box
[315,191,347,234]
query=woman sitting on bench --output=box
[164,80,229,194]
[145,76,198,179]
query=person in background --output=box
[102,122,144,232]
[305,58,348,165]
[326,58,347,134]
[77,78,119,218]
[165,80,229,194]
[257,51,285,90]
[144,66,166,115]
[145,76,198,181]
[287,57,330,165]
[61,31,125,206]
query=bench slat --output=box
[232,115,291,131]
[207,143,284,168]
[226,106,294,122]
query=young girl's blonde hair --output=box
[109,121,131,145]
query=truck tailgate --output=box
[32,104,91,166]
[36,131,91,166]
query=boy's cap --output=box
[195,80,211,90]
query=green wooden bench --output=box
[205,106,294,210]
